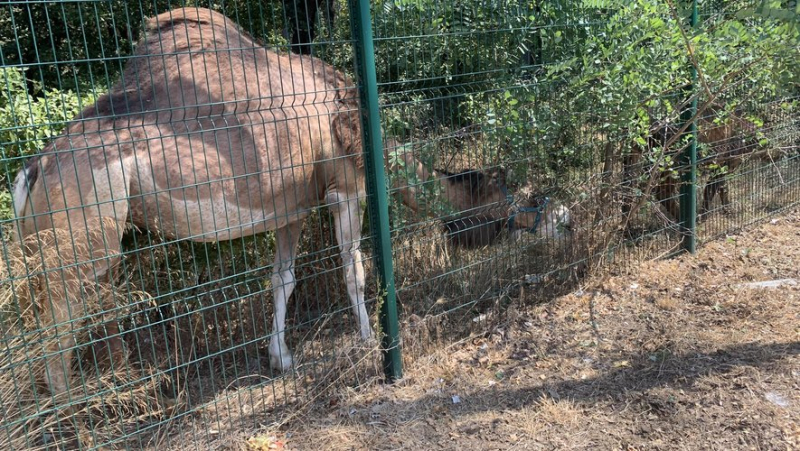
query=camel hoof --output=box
[270,353,294,373]
[268,340,294,373]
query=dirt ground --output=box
[239,210,799,451]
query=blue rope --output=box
[500,184,549,234]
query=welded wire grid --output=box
[0,2,380,450]
[695,97,800,241]
[692,2,800,241]
[372,0,693,359]
[0,0,797,450]
[373,1,582,359]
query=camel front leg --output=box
[268,222,302,372]
[328,191,372,341]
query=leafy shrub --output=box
[0,67,100,220]
[461,0,798,185]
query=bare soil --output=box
[241,211,799,451]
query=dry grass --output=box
[2,189,798,450]
[0,209,392,449]
[0,200,579,449]
[0,133,798,449]
[0,224,179,450]
[224,208,799,451]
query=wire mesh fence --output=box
[0,0,797,449]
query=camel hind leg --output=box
[19,159,131,400]
[268,222,303,372]
[655,176,680,221]
[29,218,126,398]
[717,159,739,214]
[702,159,739,217]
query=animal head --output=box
[437,167,509,211]
[506,184,573,242]
[440,169,573,247]
[381,140,572,245]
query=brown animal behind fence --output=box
[384,139,572,248]
[624,109,761,221]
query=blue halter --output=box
[500,184,550,234]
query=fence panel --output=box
[0,0,797,449]
[1,3,386,449]
[689,2,800,241]
[373,0,582,364]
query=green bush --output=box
[0,67,100,220]
[460,0,798,185]
[0,0,797,222]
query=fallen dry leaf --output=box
[247,435,285,451]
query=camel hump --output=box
[146,7,236,34]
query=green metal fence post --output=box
[679,0,699,253]
[347,0,403,380]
